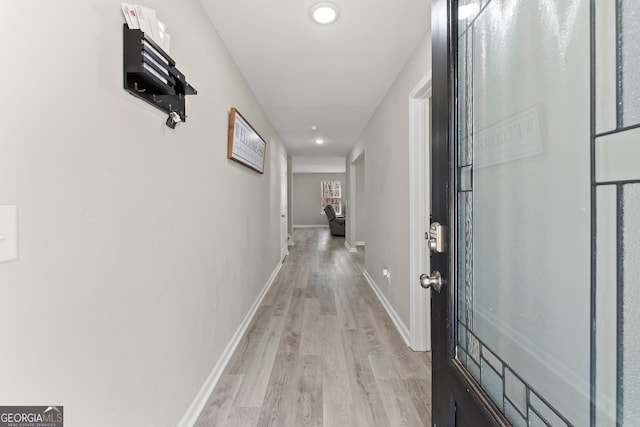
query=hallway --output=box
[194,228,432,426]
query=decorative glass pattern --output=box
[595,2,640,424]
[595,186,617,426]
[505,368,527,415]
[528,409,547,427]
[480,358,503,405]
[460,166,473,191]
[458,26,474,167]
[461,329,571,426]
[457,193,469,326]
[621,1,640,126]
[529,392,568,427]
[455,0,594,425]
[504,400,527,427]
[623,184,640,425]
[454,0,640,425]
[595,126,640,183]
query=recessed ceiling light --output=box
[311,3,339,24]
[310,125,318,131]
[315,138,325,144]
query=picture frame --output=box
[227,107,266,174]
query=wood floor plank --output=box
[369,354,425,425]
[333,282,358,331]
[306,272,322,299]
[348,280,379,315]
[299,298,322,355]
[255,288,305,426]
[318,267,337,315]
[224,305,272,375]
[370,307,430,380]
[405,378,433,427]
[368,353,400,380]
[261,273,286,307]
[284,355,323,427]
[224,407,261,426]
[354,310,385,355]
[321,315,353,405]
[193,374,243,426]
[374,378,425,427]
[232,314,285,407]
[194,228,431,427]
[292,261,309,290]
[323,403,357,427]
[341,329,391,427]
[272,292,292,317]
[277,266,299,296]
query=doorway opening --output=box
[409,72,432,351]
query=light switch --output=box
[0,206,18,262]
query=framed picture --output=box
[227,107,266,174]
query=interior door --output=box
[281,156,289,261]
[430,0,640,425]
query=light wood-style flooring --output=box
[195,228,432,426]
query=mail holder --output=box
[123,24,197,128]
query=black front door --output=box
[430,0,505,424]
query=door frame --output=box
[431,0,509,424]
[280,156,289,261]
[347,159,357,253]
[409,72,432,352]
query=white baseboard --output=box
[362,269,411,347]
[178,261,283,427]
[344,241,358,253]
[356,241,366,247]
[293,225,329,228]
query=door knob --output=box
[420,271,444,293]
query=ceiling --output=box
[291,156,346,173]
[200,0,431,162]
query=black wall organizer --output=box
[123,24,197,128]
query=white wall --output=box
[292,173,345,226]
[0,2,285,426]
[346,31,431,329]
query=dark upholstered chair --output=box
[324,205,345,236]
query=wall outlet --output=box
[382,268,391,285]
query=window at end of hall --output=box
[321,181,342,215]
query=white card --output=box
[135,5,159,43]
[121,3,139,29]
[162,32,171,54]
[156,21,171,54]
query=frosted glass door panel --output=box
[623,184,640,425]
[621,0,640,126]
[456,0,591,425]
